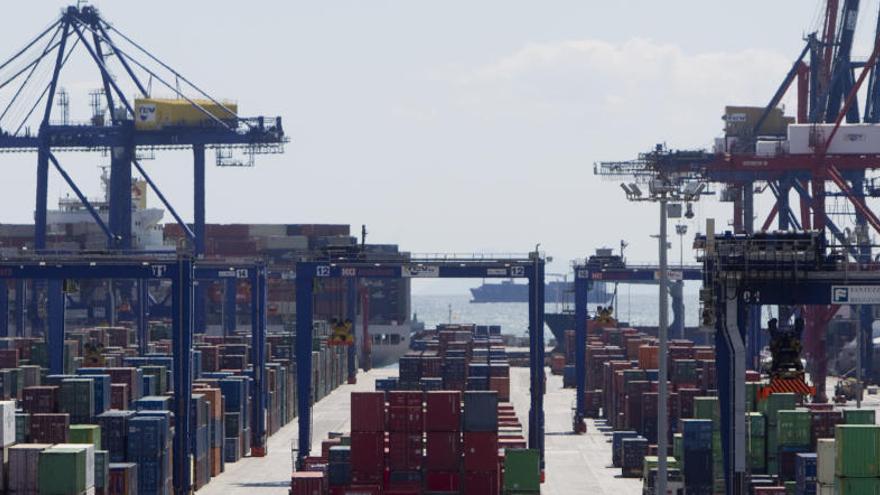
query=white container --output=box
[55,443,95,489]
[8,444,51,494]
[818,482,835,495]
[0,401,16,447]
[817,438,836,485]
[789,123,880,154]
[756,140,784,157]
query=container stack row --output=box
[0,320,352,494]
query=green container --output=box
[835,425,880,477]
[69,424,101,450]
[837,477,880,495]
[777,410,811,447]
[746,382,760,412]
[503,449,540,492]
[673,433,683,461]
[694,397,720,425]
[748,413,767,473]
[642,456,679,481]
[767,457,778,476]
[760,393,798,425]
[95,450,108,490]
[844,409,877,425]
[785,481,797,495]
[38,446,87,494]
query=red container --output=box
[388,391,422,408]
[388,406,422,432]
[30,413,69,443]
[463,432,499,471]
[22,386,59,414]
[426,431,461,470]
[330,485,381,495]
[388,432,423,470]
[425,391,461,431]
[291,471,326,495]
[463,470,500,495]
[111,383,129,410]
[351,432,384,482]
[0,349,19,369]
[425,470,461,492]
[352,392,386,432]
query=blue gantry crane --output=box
[0,4,286,333]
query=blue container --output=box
[644,369,659,381]
[328,462,352,486]
[97,410,136,462]
[328,446,351,464]
[466,377,488,391]
[127,416,169,460]
[421,378,443,391]
[375,378,398,392]
[142,374,156,397]
[75,372,111,416]
[489,325,502,335]
[681,419,713,452]
[468,363,490,378]
[795,453,817,495]
[621,437,649,469]
[137,458,167,495]
[135,396,173,411]
[611,431,639,467]
[463,391,498,432]
[683,449,713,487]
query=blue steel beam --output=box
[573,273,588,430]
[294,257,546,466]
[346,278,357,383]
[47,279,64,374]
[527,255,546,469]
[137,279,148,355]
[14,281,24,337]
[131,159,196,242]
[108,122,134,249]
[251,264,268,455]
[0,281,7,338]
[194,145,206,333]
[47,152,113,240]
[295,265,315,467]
[223,277,237,336]
[170,257,193,495]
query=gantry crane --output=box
[0,5,286,332]
[595,0,880,401]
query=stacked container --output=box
[777,410,812,481]
[463,391,499,495]
[425,391,462,492]
[350,392,385,488]
[387,391,424,490]
[835,424,880,495]
[680,419,713,493]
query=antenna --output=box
[57,89,69,125]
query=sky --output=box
[0,1,879,294]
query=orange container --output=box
[638,345,660,370]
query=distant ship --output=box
[469,279,611,304]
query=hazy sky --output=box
[1,1,878,291]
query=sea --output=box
[412,288,702,341]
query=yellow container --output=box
[134,98,238,131]
[723,105,793,138]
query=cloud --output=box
[445,38,794,148]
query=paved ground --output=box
[508,367,642,495]
[197,368,397,494]
[200,366,641,494]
